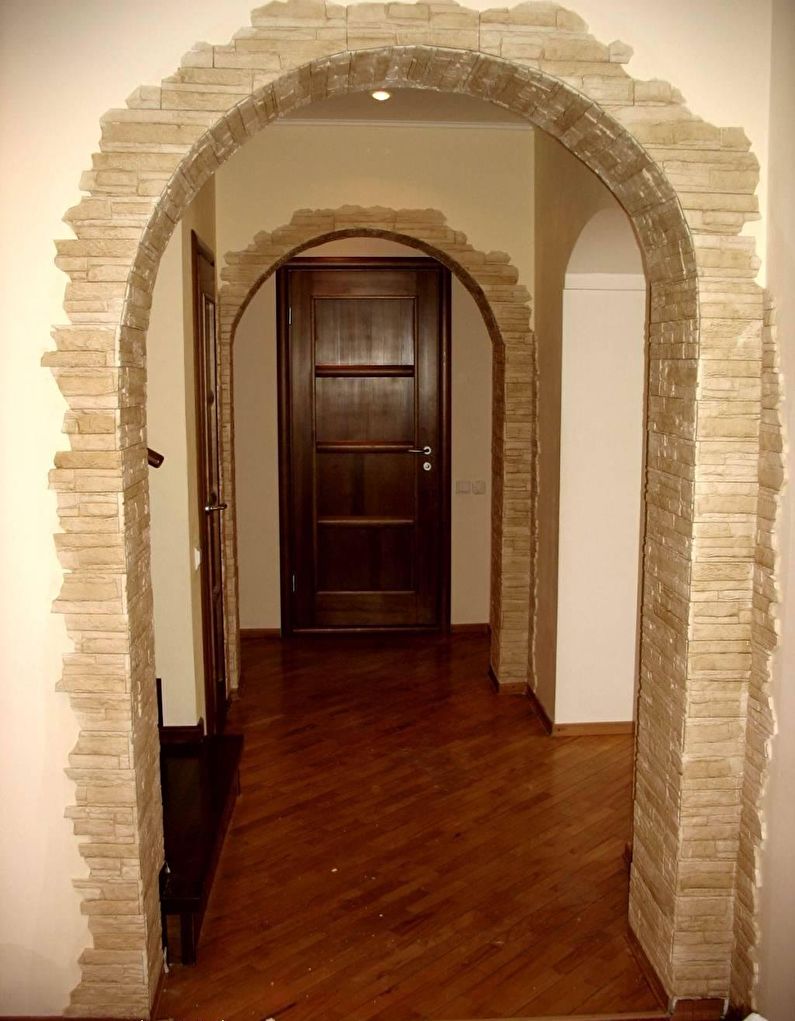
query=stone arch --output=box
[215,206,536,700]
[47,3,773,1015]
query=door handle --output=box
[408,446,432,455]
[204,502,228,514]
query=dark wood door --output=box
[192,231,227,734]
[278,257,451,632]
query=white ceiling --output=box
[284,87,530,127]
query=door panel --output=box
[278,258,450,632]
[192,231,227,734]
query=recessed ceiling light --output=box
[371,90,391,102]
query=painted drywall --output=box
[533,132,618,719]
[556,220,645,724]
[215,121,535,288]
[233,237,493,630]
[0,0,779,1012]
[148,177,216,726]
[756,0,795,1015]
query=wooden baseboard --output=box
[552,720,635,736]
[158,719,205,744]
[524,684,554,733]
[450,622,491,635]
[445,1013,668,1021]
[671,1000,724,1021]
[240,627,281,640]
[487,665,527,696]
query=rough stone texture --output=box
[215,206,535,696]
[729,297,782,1008]
[46,1,778,1015]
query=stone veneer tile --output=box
[47,2,776,1017]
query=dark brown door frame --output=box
[276,256,452,635]
[191,229,227,734]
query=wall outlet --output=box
[455,480,472,493]
[472,480,486,494]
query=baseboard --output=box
[445,1013,668,1021]
[240,627,281,640]
[158,718,205,744]
[523,683,554,732]
[670,1000,724,1020]
[450,622,491,634]
[552,720,635,736]
[487,665,528,696]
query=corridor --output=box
[158,634,663,1020]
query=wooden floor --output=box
[158,633,663,1021]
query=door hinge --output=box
[288,306,292,326]
[291,573,296,593]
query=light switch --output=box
[455,480,472,493]
[193,546,202,570]
[472,480,486,495]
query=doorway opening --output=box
[276,254,453,634]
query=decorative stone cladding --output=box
[729,296,783,1006]
[45,1,778,1015]
[215,206,536,701]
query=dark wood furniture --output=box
[159,726,243,964]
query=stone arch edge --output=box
[215,205,537,703]
[44,3,775,1015]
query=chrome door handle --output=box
[408,446,432,455]
[204,502,228,514]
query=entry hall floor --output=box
[158,633,663,1021]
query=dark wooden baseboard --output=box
[487,665,527,696]
[524,683,554,733]
[670,1001,724,1021]
[552,720,635,736]
[240,627,281,640]
[451,622,491,635]
[158,719,204,744]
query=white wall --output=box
[533,133,619,718]
[555,211,646,724]
[756,0,795,1015]
[233,237,493,630]
[148,178,216,726]
[0,0,779,1013]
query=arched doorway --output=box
[49,5,769,1013]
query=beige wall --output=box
[0,0,782,1014]
[533,132,618,718]
[215,122,535,289]
[757,0,795,1015]
[234,280,281,630]
[234,236,493,629]
[556,275,645,725]
[148,178,216,725]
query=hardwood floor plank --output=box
[157,634,663,1021]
